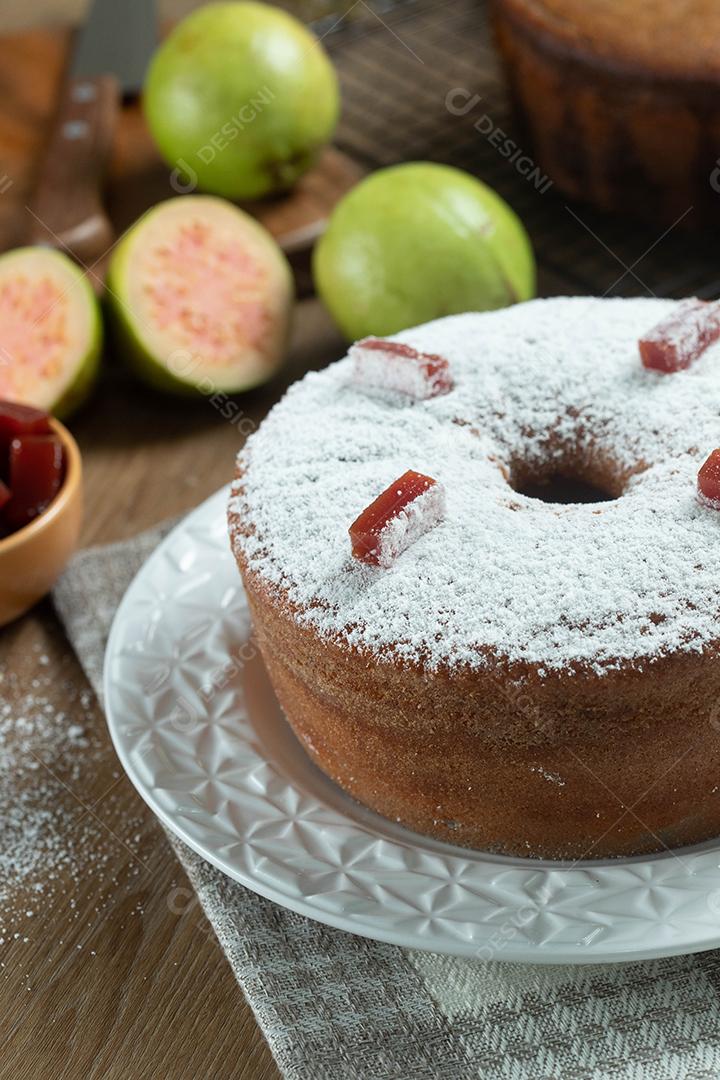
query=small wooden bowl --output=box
[0,417,83,627]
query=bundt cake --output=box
[229,296,720,859]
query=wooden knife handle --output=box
[28,73,119,268]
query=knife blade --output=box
[72,0,157,97]
[27,0,158,271]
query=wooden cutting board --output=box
[0,27,364,284]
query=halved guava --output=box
[0,247,102,418]
[106,196,294,396]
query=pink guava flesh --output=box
[0,275,72,401]
[0,248,100,415]
[112,197,293,394]
[144,220,274,363]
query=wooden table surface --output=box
[0,26,347,1080]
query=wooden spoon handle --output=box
[27,73,119,269]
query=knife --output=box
[27,0,156,270]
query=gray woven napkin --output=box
[53,523,720,1080]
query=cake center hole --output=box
[514,472,617,505]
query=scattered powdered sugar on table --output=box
[0,660,125,930]
[230,297,720,674]
[530,766,566,787]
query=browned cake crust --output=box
[491,0,720,226]
[229,298,720,861]
[233,519,720,862]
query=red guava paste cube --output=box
[0,400,52,457]
[4,433,64,529]
[349,469,445,567]
[351,337,453,399]
[698,449,720,510]
[639,299,720,373]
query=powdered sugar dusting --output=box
[0,676,93,905]
[697,491,720,511]
[530,766,566,787]
[230,297,720,674]
[0,657,145,939]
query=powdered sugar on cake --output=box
[697,491,720,511]
[229,297,720,674]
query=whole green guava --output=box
[144,1,340,200]
[313,162,536,340]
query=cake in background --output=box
[491,0,720,227]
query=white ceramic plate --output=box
[104,485,720,965]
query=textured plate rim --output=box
[103,486,720,965]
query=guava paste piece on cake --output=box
[349,469,445,567]
[639,299,720,373]
[698,449,720,509]
[351,337,452,399]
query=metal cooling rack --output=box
[319,0,720,300]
